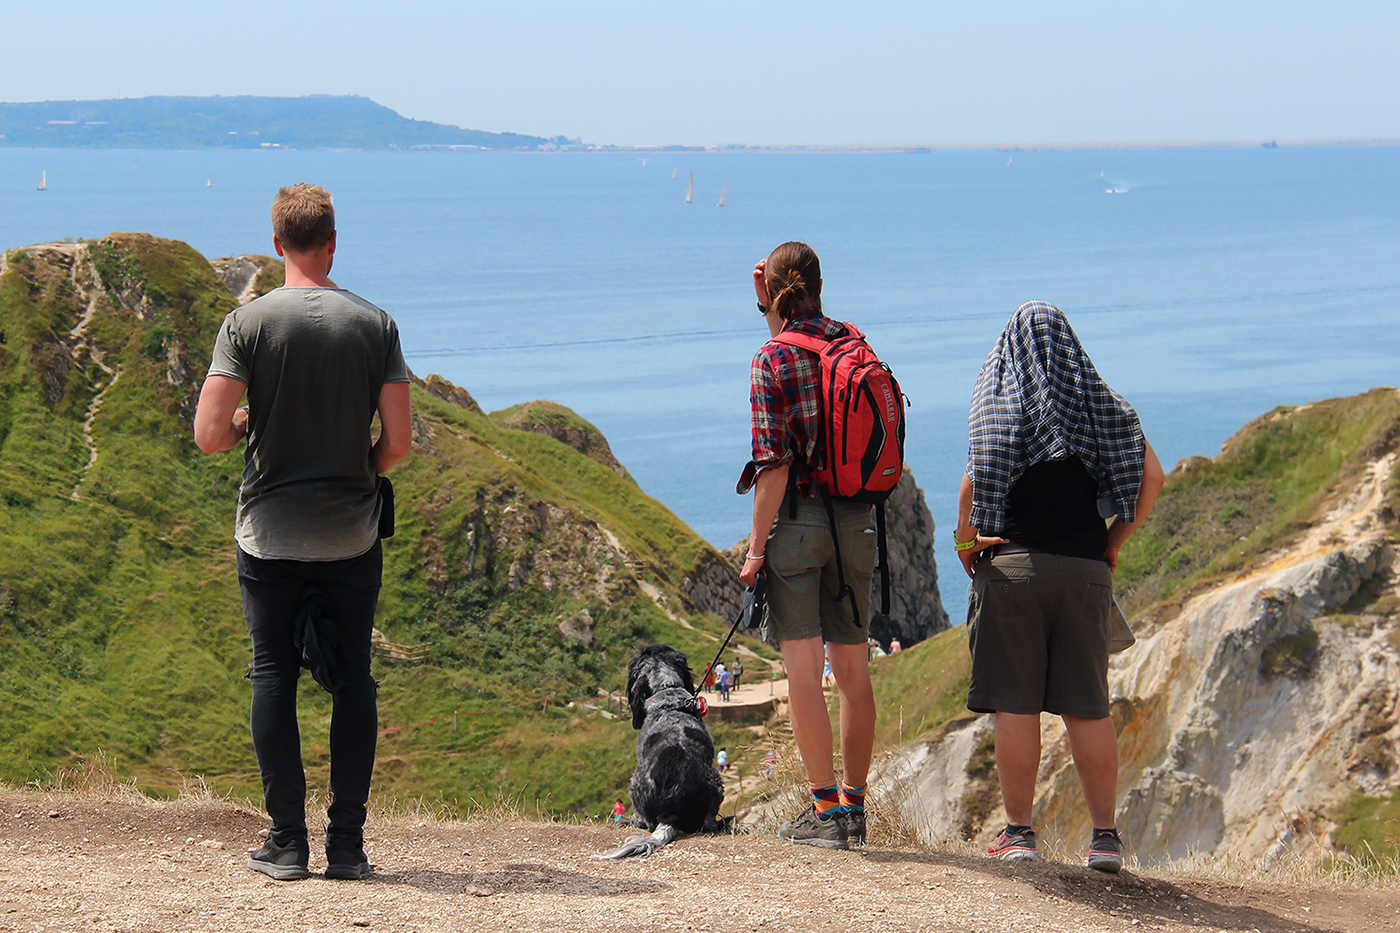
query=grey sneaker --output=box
[777,805,848,850]
[986,826,1039,861]
[836,806,866,845]
[1086,829,1123,874]
[247,840,310,880]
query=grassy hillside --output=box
[1114,389,1400,616]
[0,235,756,817]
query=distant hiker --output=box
[731,658,743,690]
[955,300,1164,874]
[718,667,732,701]
[739,241,895,850]
[613,799,626,823]
[717,748,730,772]
[889,638,902,654]
[194,183,412,882]
[703,665,716,694]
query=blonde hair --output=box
[271,183,335,251]
[763,241,821,321]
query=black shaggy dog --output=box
[596,644,725,859]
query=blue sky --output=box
[5,1,1397,147]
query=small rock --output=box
[48,810,61,819]
[463,884,493,897]
[185,837,196,845]
[351,920,370,928]
[199,839,223,850]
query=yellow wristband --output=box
[953,535,978,552]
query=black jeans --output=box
[238,542,381,849]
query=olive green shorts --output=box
[759,495,876,646]
[966,549,1113,719]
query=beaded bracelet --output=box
[952,535,978,552]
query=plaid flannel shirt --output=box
[736,308,849,497]
[967,301,1146,534]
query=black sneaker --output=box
[777,805,849,850]
[247,839,310,880]
[325,845,373,880]
[836,806,866,845]
[1086,828,1123,874]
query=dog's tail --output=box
[594,823,680,860]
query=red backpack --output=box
[770,323,907,624]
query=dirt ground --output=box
[1,789,1395,933]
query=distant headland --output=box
[0,95,578,151]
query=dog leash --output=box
[694,572,765,711]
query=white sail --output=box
[718,184,726,207]
[37,171,46,191]
[686,171,693,204]
[672,167,677,179]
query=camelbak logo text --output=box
[882,384,896,421]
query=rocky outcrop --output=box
[412,372,483,415]
[489,399,633,483]
[877,443,1400,865]
[870,467,950,648]
[209,255,281,305]
[697,468,948,646]
[680,551,744,622]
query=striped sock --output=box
[840,782,866,811]
[811,782,841,816]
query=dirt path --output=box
[1,789,1393,933]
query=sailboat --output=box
[206,179,212,187]
[671,167,677,179]
[685,171,693,204]
[37,171,46,191]
[717,184,726,207]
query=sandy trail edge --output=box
[2,790,1395,933]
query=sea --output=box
[4,145,1399,613]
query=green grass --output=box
[1115,389,1400,614]
[868,624,972,750]
[1334,788,1400,869]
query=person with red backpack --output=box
[737,241,905,850]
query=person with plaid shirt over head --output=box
[737,242,876,850]
[955,301,1164,872]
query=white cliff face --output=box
[880,452,1400,865]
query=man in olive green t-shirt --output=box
[194,183,411,881]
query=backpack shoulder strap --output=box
[768,331,828,354]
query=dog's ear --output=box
[627,652,650,730]
[676,652,696,694]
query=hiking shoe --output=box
[836,806,866,846]
[986,826,1039,861]
[777,805,849,850]
[1086,829,1123,874]
[325,845,373,880]
[247,840,310,880]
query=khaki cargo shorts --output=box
[759,495,876,646]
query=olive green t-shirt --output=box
[206,287,410,561]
